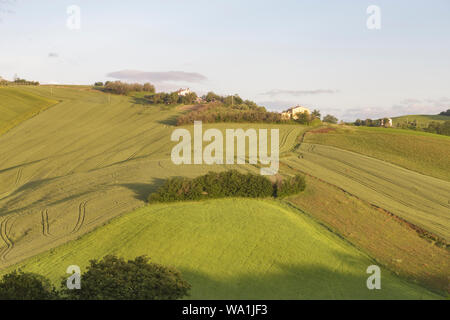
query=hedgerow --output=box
[148,170,305,203]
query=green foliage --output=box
[323,114,338,124]
[149,170,276,202]
[275,175,306,198]
[0,270,57,300]
[439,109,450,116]
[101,81,155,95]
[423,121,450,136]
[61,255,190,300]
[147,91,198,105]
[148,170,307,203]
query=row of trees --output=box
[0,76,39,86]
[176,105,286,125]
[148,91,198,105]
[148,170,306,203]
[439,109,450,116]
[354,118,390,127]
[95,81,156,95]
[0,255,190,300]
[423,121,450,136]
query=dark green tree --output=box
[323,114,338,124]
[0,270,58,300]
[60,255,191,300]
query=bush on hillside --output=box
[100,81,155,95]
[275,174,306,198]
[61,255,191,300]
[0,271,58,300]
[148,170,306,203]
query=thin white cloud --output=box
[106,70,207,83]
[260,89,338,97]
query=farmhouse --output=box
[176,88,192,96]
[281,105,310,120]
[380,118,393,127]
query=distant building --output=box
[380,118,393,127]
[281,105,311,120]
[176,88,192,96]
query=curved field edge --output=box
[0,198,441,299]
[304,125,450,181]
[0,86,59,137]
[283,176,449,294]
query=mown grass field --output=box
[0,86,58,136]
[304,126,450,181]
[1,198,441,299]
[0,86,305,268]
[284,176,449,294]
[282,143,450,241]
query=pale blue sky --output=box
[1,0,449,120]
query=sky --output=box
[0,0,449,121]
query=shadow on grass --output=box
[119,178,166,201]
[178,261,443,300]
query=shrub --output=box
[0,270,58,300]
[60,255,191,300]
[275,174,306,198]
[149,170,275,203]
[148,170,306,203]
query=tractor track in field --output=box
[72,201,88,234]
[41,209,51,237]
[14,168,22,186]
[281,158,449,248]
[0,217,14,261]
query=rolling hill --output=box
[1,198,441,299]
[0,86,305,268]
[0,86,58,136]
[392,114,450,127]
[0,85,448,299]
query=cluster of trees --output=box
[439,109,450,116]
[148,170,306,203]
[203,92,261,110]
[148,91,198,105]
[95,81,155,95]
[354,118,390,127]
[0,255,191,300]
[176,104,285,126]
[0,76,39,86]
[423,121,450,136]
[322,114,338,124]
[294,109,323,125]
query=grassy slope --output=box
[2,198,440,299]
[282,143,450,240]
[304,126,450,181]
[285,176,449,294]
[392,114,450,127]
[0,86,58,136]
[0,86,305,268]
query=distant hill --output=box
[392,114,450,127]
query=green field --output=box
[304,126,450,181]
[2,198,440,299]
[0,86,58,136]
[0,86,305,268]
[0,86,448,299]
[392,114,450,127]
